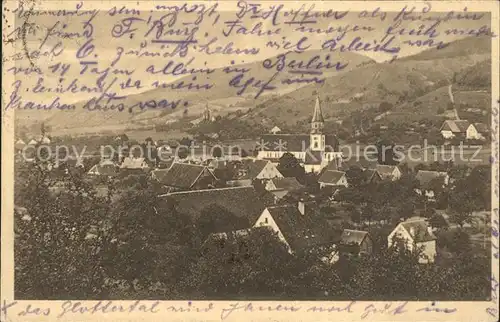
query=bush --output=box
[437,107,445,114]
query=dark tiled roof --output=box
[415,170,447,190]
[318,170,346,185]
[270,177,304,191]
[362,169,380,182]
[340,155,378,170]
[340,229,369,245]
[159,163,212,189]
[267,205,330,251]
[401,220,436,243]
[304,150,323,165]
[473,123,489,133]
[440,120,470,133]
[375,164,397,175]
[160,187,266,229]
[237,159,269,180]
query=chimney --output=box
[298,200,306,216]
[409,227,415,237]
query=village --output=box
[14,93,491,293]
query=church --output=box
[256,95,343,173]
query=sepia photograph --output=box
[1,0,499,319]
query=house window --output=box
[264,217,268,224]
[314,142,318,148]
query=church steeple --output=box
[203,103,211,122]
[311,94,324,134]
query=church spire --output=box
[203,103,211,122]
[311,94,324,133]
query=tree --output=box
[180,228,299,299]
[15,159,112,299]
[277,153,305,178]
[345,166,365,188]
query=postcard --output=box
[1,0,499,321]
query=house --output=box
[270,126,281,134]
[153,162,216,191]
[415,170,449,200]
[227,159,283,187]
[15,139,26,151]
[439,120,470,139]
[339,229,373,255]
[159,186,267,231]
[340,154,379,171]
[466,123,489,140]
[387,218,437,263]
[87,160,119,177]
[120,157,149,170]
[253,204,332,254]
[362,169,382,184]
[375,164,402,181]
[265,177,305,201]
[256,95,343,173]
[318,170,348,189]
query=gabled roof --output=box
[237,159,270,180]
[304,150,323,165]
[400,219,436,243]
[375,164,398,175]
[120,157,147,169]
[415,170,448,189]
[363,169,380,183]
[318,170,346,185]
[472,123,489,133]
[157,163,213,189]
[440,120,470,133]
[269,177,304,191]
[341,155,378,170]
[15,139,26,149]
[266,205,330,250]
[88,160,119,176]
[160,187,266,229]
[340,229,369,245]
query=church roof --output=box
[258,134,339,152]
[312,95,324,123]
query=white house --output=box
[120,157,149,169]
[415,170,449,201]
[318,170,348,189]
[375,164,402,181]
[253,204,329,254]
[387,218,437,263]
[466,123,489,140]
[270,126,281,134]
[439,120,470,139]
[227,159,283,187]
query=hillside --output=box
[15,50,374,134]
[245,37,492,128]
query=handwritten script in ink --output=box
[2,1,496,116]
[1,299,459,320]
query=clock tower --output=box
[310,95,325,152]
